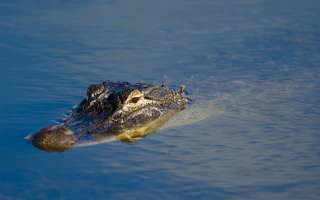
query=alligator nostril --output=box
[31,126,77,152]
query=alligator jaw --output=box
[116,110,177,142]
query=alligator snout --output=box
[29,126,77,152]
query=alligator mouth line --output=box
[26,110,177,152]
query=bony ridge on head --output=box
[179,85,186,94]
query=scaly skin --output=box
[29,81,187,152]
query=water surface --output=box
[0,0,320,199]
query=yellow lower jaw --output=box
[116,111,177,142]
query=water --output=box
[1,0,320,199]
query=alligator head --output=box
[29,81,187,152]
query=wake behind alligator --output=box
[26,81,188,152]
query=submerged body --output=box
[29,81,187,152]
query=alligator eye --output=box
[129,97,140,104]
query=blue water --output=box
[1,0,320,199]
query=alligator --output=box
[28,81,187,152]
